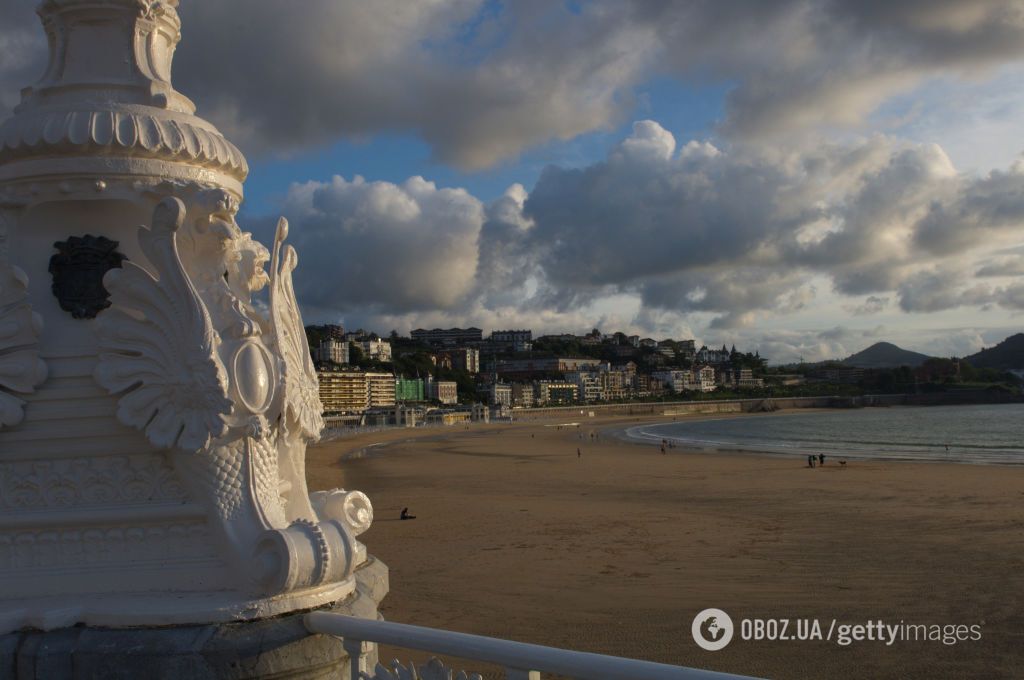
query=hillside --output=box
[964,333,1024,369]
[842,342,932,368]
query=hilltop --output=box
[841,342,932,368]
[964,333,1024,370]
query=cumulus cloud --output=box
[275,119,1024,341]
[847,295,890,316]
[279,175,483,315]
[975,255,1024,277]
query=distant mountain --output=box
[964,333,1024,370]
[842,342,932,369]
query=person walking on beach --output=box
[807,455,815,468]
[577,448,581,459]
[818,453,825,466]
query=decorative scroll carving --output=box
[48,235,127,319]
[310,489,374,536]
[0,262,47,429]
[363,658,483,680]
[0,455,185,510]
[95,196,232,452]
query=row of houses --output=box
[313,337,481,373]
[482,365,764,407]
[318,371,459,414]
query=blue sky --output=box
[242,77,730,215]
[3,0,1024,362]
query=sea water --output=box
[626,403,1024,464]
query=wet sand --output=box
[307,413,1024,679]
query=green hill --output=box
[964,333,1024,370]
[841,342,932,369]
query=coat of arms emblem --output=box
[49,235,127,319]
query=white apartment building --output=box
[695,365,717,392]
[651,370,692,393]
[314,338,349,365]
[565,371,604,403]
[359,339,393,362]
[365,372,397,407]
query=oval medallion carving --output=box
[232,341,275,414]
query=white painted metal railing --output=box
[305,612,763,680]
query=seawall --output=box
[508,389,1021,422]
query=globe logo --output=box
[692,608,734,651]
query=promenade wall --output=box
[507,389,1019,422]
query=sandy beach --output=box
[307,411,1024,680]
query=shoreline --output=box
[314,402,1024,468]
[306,408,1024,680]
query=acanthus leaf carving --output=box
[94,196,232,452]
[0,260,47,429]
[270,217,325,442]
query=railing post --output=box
[506,669,541,680]
[343,638,368,680]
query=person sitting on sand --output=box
[400,507,417,520]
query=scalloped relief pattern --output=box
[0,263,47,429]
[0,110,248,180]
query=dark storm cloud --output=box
[5,2,1024,167]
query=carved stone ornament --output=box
[0,262,47,428]
[363,658,483,680]
[0,0,386,633]
[95,196,361,604]
[48,235,127,319]
[94,203,231,452]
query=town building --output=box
[365,372,397,407]
[697,345,732,365]
[601,369,629,401]
[318,371,370,413]
[395,377,425,402]
[426,377,459,404]
[677,339,697,362]
[511,383,535,408]
[438,347,480,373]
[566,371,604,403]
[535,381,579,405]
[411,327,483,346]
[695,365,717,392]
[810,367,864,384]
[652,370,697,394]
[489,329,533,352]
[359,339,393,362]
[495,357,603,378]
[487,383,513,407]
[313,338,349,365]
